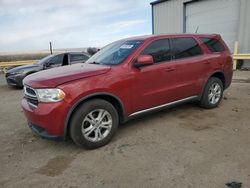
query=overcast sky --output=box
[0,0,152,52]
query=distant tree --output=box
[87,47,100,56]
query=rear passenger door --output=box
[170,37,206,99]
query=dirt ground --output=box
[0,71,250,188]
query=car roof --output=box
[52,52,90,56]
[123,33,220,41]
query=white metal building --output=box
[150,0,250,53]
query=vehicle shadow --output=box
[0,83,23,92]
[118,102,201,132]
[34,103,200,150]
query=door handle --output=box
[165,67,176,72]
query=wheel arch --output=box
[209,71,226,88]
[199,71,226,100]
[64,92,126,138]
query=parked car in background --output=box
[22,34,233,149]
[5,52,90,87]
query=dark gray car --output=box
[5,52,90,87]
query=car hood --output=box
[23,63,111,88]
[7,64,41,73]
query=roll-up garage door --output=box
[185,0,240,52]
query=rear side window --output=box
[201,37,225,52]
[141,39,171,63]
[70,54,88,63]
[171,37,203,59]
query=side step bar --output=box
[129,96,198,117]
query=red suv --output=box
[22,34,233,149]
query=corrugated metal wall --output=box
[153,0,185,34]
[185,0,240,52]
[238,0,250,53]
[152,0,250,53]
[152,0,193,34]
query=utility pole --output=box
[50,42,53,54]
[195,26,199,33]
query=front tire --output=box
[199,77,224,109]
[70,99,119,149]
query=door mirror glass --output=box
[135,55,153,67]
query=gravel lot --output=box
[0,71,250,188]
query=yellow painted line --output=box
[0,60,37,68]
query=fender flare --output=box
[199,70,225,99]
[63,92,126,138]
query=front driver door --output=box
[131,39,179,113]
[45,54,64,69]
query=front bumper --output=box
[22,98,70,139]
[28,122,64,141]
[6,74,25,87]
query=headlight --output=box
[10,71,24,75]
[35,88,65,102]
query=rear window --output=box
[201,37,225,52]
[171,37,203,60]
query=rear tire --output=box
[199,77,224,109]
[70,99,119,149]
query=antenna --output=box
[195,26,199,33]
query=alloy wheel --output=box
[208,82,222,105]
[81,109,112,142]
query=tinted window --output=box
[172,37,203,59]
[49,54,64,65]
[70,54,88,62]
[37,55,54,65]
[142,39,171,63]
[201,37,225,52]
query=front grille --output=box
[24,86,39,107]
[26,97,39,106]
[26,87,36,97]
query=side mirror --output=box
[43,62,51,69]
[135,55,153,68]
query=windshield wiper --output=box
[89,61,100,64]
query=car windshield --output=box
[86,40,144,65]
[37,54,54,65]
